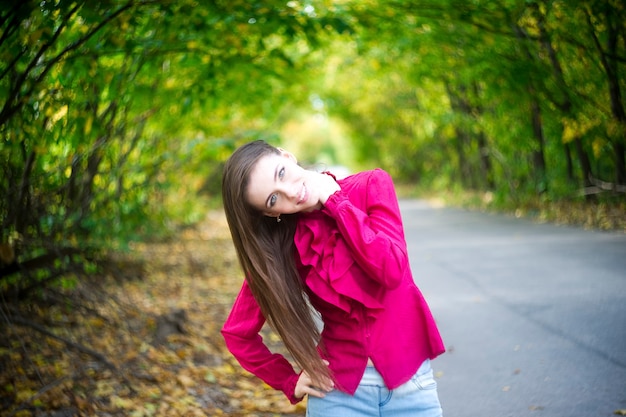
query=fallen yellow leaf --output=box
[110,395,134,409]
[177,374,195,388]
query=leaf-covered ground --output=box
[1,211,306,417]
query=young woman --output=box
[221,140,445,416]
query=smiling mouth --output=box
[298,184,307,204]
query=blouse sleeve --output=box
[322,169,409,289]
[221,280,302,404]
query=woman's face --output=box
[246,150,322,217]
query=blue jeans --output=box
[306,360,443,417]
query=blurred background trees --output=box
[1,0,625,296]
[0,1,624,414]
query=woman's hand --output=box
[313,172,341,206]
[294,361,335,399]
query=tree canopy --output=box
[2,0,625,297]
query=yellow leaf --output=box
[592,138,606,158]
[175,348,188,359]
[111,395,134,409]
[84,116,93,135]
[562,118,577,143]
[53,105,68,123]
[177,374,195,388]
[562,116,599,143]
[16,388,36,402]
[88,316,105,328]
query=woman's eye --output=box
[278,167,285,179]
[269,194,277,207]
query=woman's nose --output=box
[278,182,298,199]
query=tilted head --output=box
[222,140,322,228]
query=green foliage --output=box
[313,1,624,203]
[0,0,353,295]
[0,0,624,296]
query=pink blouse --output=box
[221,169,445,404]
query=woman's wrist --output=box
[317,172,341,205]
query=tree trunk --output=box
[586,4,626,185]
[476,131,494,190]
[603,9,626,184]
[563,142,575,184]
[445,81,490,190]
[573,137,593,188]
[614,142,626,185]
[530,95,547,193]
[455,127,473,188]
[15,148,36,235]
[472,82,494,190]
[530,1,596,192]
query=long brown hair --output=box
[221,140,331,384]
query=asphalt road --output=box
[400,200,626,417]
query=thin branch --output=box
[587,175,626,193]
[9,315,137,393]
[10,315,117,369]
[7,375,72,417]
[0,2,82,125]
[34,1,138,86]
[0,3,28,50]
[0,0,143,126]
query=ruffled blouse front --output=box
[294,209,384,315]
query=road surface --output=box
[401,200,626,417]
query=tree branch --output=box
[8,315,137,393]
[7,374,72,417]
[10,315,117,369]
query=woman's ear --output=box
[277,148,297,164]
